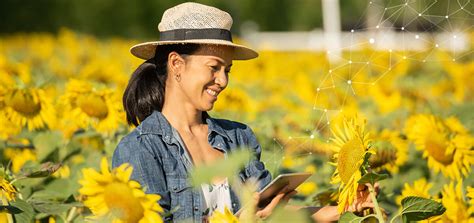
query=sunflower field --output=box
[1,28,473,222]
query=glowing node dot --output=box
[347,80,352,85]
[317,88,320,92]
[351,29,354,33]
[309,152,312,155]
[376,25,380,29]
[384,8,387,11]
[366,62,370,64]
[324,108,328,112]
[327,50,331,54]
[405,3,408,5]
[312,106,316,110]
[461,7,464,9]
[326,140,330,143]
[452,59,456,61]
[418,13,422,16]
[288,136,292,139]
[349,60,353,64]
[422,60,426,62]
[329,69,333,73]
[403,56,407,59]
[327,121,330,125]
[401,27,405,31]
[369,38,375,44]
[369,1,372,4]
[389,49,392,52]
[310,134,314,139]
[445,15,449,19]
[453,35,457,39]
[435,44,439,48]
[415,35,419,39]
[371,83,375,86]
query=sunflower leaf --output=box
[33,131,63,162]
[358,172,388,185]
[189,148,251,187]
[21,162,62,178]
[400,196,446,222]
[9,199,34,223]
[339,212,377,223]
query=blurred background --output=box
[0,0,473,222]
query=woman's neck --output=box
[161,98,204,133]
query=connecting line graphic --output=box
[267,0,473,166]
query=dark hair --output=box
[123,44,200,126]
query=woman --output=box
[112,2,375,222]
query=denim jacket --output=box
[112,111,272,222]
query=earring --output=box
[175,74,181,82]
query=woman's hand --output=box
[239,186,297,220]
[345,183,380,213]
[255,187,297,219]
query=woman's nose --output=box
[215,70,228,89]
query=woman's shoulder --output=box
[207,116,258,145]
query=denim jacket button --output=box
[194,206,199,211]
[172,186,178,191]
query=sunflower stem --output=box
[66,206,78,222]
[368,184,384,223]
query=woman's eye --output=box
[210,66,219,72]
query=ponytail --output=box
[123,44,200,126]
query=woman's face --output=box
[174,45,233,111]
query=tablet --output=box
[236,172,312,214]
[257,172,312,208]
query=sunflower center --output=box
[424,136,454,165]
[104,182,144,222]
[76,94,109,119]
[6,90,41,116]
[338,138,365,184]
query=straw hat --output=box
[130,2,258,60]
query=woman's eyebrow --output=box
[208,58,232,68]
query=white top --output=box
[201,178,233,216]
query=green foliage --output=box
[32,131,63,162]
[189,148,251,186]
[339,212,377,223]
[9,199,35,223]
[399,196,446,223]
[358,172,389,185]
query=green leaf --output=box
[265,206,310,223]
[189,148,251,186]
[339,212,378,223]
[0,205,23,214]
[10,199,34,223]
[400,196,446,222]
[30,199,82,215]
[20,162,62,178]
[33,131,63,161]
[358,172,388,185]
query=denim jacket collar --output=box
[138,110,232,144]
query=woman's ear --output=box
[168,52,185,74]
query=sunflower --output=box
[370,130,408,174]
[209,206,239,223]
[405,114,474,180]
[467,186,474,215]
[329,116,375,213]
[3,87,56,131]
[0,176,18,201]
[395,179,442,222]
[440,181,471,222]
[395,178,433,205]
[79,157,163,223]
[0,87,21,139]
[3,148,37,173]
[61,79,123,135]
